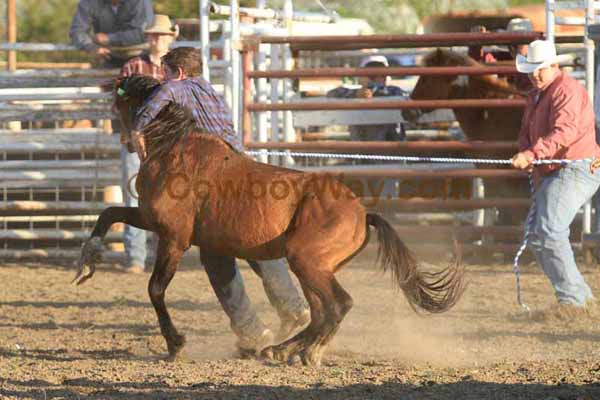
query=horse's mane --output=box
[143,103,198,161]
[143,103,241,162]
[116,75,161,103]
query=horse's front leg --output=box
[74,206,152,285]
[149,238,187,361]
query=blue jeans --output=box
[528,161,600,305]
[120,146,154,267]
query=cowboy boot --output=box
[215,267,274,355]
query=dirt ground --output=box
[2,247,600,399]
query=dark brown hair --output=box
[161,47,202,77]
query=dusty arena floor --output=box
[2,248,600,399]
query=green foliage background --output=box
[0,0,545,63]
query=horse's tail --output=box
[366,213,465,313]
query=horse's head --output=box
[113,75,161,135]
[402,49,476,122]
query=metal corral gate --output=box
[238,31,594,260]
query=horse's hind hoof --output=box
[287,354,301,366]
[260,346,274,360]
[300,348,322,367]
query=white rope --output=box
[245,149,595,310]
[245,150,592,166]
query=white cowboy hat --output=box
[359,55,389,68]
[144,15,179,37]
[515,40,570,73]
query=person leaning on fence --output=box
[467,25,498,64]
[326,55,409,143]
[115,14,177,274]
[129,47,310,353]
[511,40,600,307]
[69,0,154,68]
[505,18,534,92]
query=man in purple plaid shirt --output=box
[131,47,241,157]
[129,47,309,355]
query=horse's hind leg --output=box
[265,266,352,366]
[262,195,365,366]
[148,237,186,361]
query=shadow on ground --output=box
[1,377,598,400]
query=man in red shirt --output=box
[511,40,600,307]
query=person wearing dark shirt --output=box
[69,0,154,68]
[326,55,409,142]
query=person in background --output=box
[70,0,154,68]
[511,40,600,307]
[129,47,310,354]
[327,54,409,142]
[505,18,535,92]
[467,25,498,64]
[116,14,177,274]
[326,54,409,199]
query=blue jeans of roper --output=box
[121,145,150,268]
[528,161,600,305]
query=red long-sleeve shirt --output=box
[519,72,600,174]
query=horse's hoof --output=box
[287,354,301,366]
[163,353,179,362]
[260,346,274,360]
[300,348,322,367]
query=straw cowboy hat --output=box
[515,40,570,73]
[144,14,179,37]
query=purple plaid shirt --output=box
[133,76,241,150]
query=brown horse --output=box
[74,75,465,366]
[403,48,526,145]
[403,49,530,227]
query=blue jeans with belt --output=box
[528,161,600,305]
[120,145,151,268]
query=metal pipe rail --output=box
[244,140,519,153]
[246,98,526,112]
[0,230,121,242]
[0,201,122,216]
[209,2,336,23]
[248,66,520,79]
[252,32,543,50]
[0,249,125,262]
[1,160,120,170]
[0,142,120,154]
[323,169,525,179]
[249,33,585,51]
[362,198,530,210]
